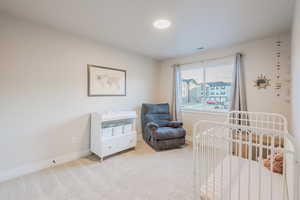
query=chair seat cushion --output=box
[155,127,186,140]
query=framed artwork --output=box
[87,65,126,96]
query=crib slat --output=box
[229,128,232,200]
[248,130,252,200]
[205,135,207,200]
[282,138,286,200]
[238,128,241,200]
[258,132,262,200]
[211,137,216,199]
[270,133,274,200]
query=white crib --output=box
[193,111,299,200]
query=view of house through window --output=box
[181,62,234,111]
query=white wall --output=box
[291,0,300,192]
[158,34,291,139]
[292,0,300,149]
[0,15,159,180]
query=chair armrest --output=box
[146,122,160,130]
[167,121,183,128]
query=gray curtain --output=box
[230,53,247,111]
[171,64,182,121]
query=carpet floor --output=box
[0,140,193,200]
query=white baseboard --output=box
[0,150,91,183]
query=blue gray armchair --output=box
[141,103,186,151]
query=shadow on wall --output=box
[33,114,91,161]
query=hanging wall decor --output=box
[87,65,126,96]
[274,37,282,96]
[254,74,271,89]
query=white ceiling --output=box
[0,0,295,60]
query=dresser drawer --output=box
[118,135,136,149]
[102,142,115,157]
[113,126,123,136]
[123,124,132,133]
[102,127,113,137]
[101,134,136,157]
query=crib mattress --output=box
[200,155,287,200]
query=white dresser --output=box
[90,111,137,161]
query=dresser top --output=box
[94,111,136,121]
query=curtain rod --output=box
[171,53,238,67]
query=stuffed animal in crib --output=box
[263,152,283,174]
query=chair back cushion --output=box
[141,103,171,134]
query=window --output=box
[180,59,234,112]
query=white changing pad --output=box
[200,155,287,200]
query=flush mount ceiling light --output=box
[153,19,171,29]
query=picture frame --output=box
[87,64,126,96]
